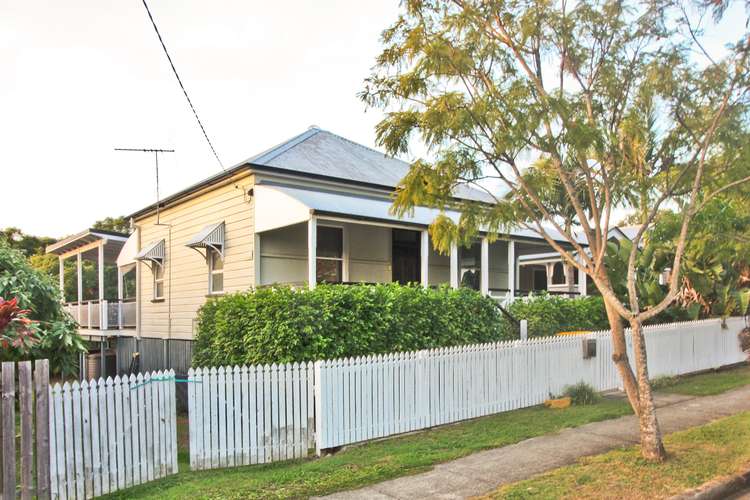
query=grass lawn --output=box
[103,399,632,499]
[102,363,750,500]
[487,410,750,499]
[652,364,750,396]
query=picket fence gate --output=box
[48,370,178,500]
[187,363,315,470]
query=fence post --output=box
[2,361,16,500]
[520,320,528,341]
[314,360,324,456]
[19,361,33,500]
[35,359,50,500]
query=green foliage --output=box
[92,216,130,234]
[194,285,621,366]
[504,294,610,338]
[604,239,692,324]
[361,0,750,332]
[0,227,55,257]
[0,240,86,376]
[563,382,599,406]
[193,283,509,366]
[649,198,750,320]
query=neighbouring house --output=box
[47,127,592,378]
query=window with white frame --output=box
[208,248,224,294]
[316,225,343,283]
[153,264,165,299]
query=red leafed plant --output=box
[0,297,39,354]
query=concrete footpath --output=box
[320,385,750,500]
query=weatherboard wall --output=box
[136,172,255,340]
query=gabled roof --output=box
[247,127,495,203]
[128,126,495,220]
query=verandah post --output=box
[507,240,516,301]
[308,216,317,290]
[480,237,489,296]
[450,242,459,289]
[420,230,429,287]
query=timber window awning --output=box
[186,221,225,258]
[135,239,165,267]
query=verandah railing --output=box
[63,300,136,330]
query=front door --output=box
[392,229,421,284]
[533,268,547,291]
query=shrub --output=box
[193,283,510,366]
[503,293,610,338]
[0,241,85,376]
[562,381,599,405]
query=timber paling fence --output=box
[0,360,50,500]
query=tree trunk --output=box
[603,294,640,414]
[629,318,667,461]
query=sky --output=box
[1,1,746,239]
[1,0,400,237]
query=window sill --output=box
[151,298,165,303]
[206,292,225,298]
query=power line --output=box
[141,0,225,170]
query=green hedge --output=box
[503,294,610,338]
[194,285,681,367]
[193,284,510,366]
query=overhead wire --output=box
[141,0,225,171]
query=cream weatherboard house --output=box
[47,127,588,378]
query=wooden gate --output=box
[0,359,51,500]
[48,370,179,499]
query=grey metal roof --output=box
[256,184,587,245]
[246,127,495,203]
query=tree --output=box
[0,240,86,376]
[362,0,750,460]
[0,227,55,257]
[650,197,750,320]
[92,216,130,234]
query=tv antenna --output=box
[115,148,174,224]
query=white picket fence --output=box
[184,317,746,471]
[48,370,178,500]
[187,363,315,470]
[314,317,747,450]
